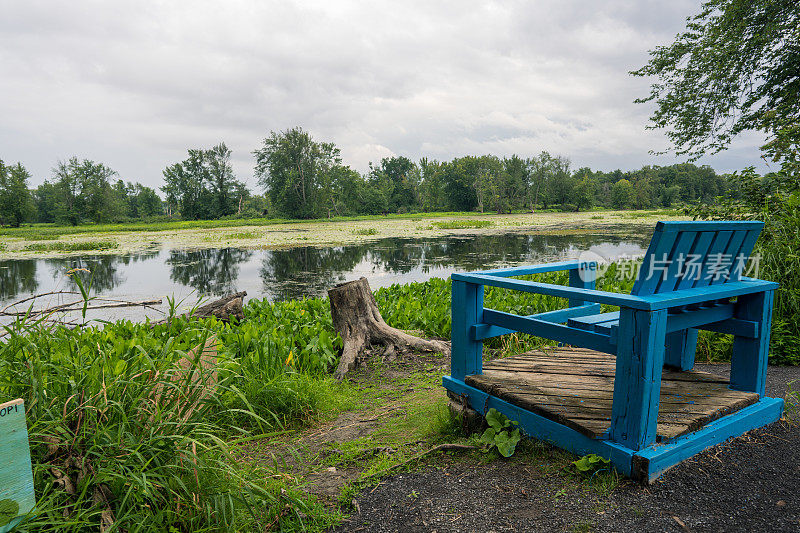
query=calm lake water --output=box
[0,230,649,322]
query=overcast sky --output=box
[1,0,771,190]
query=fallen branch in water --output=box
[1,298,164,318]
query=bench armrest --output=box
[451,272,649,310]
[641,279,779,310]
[450,273,778,312]
[479,260,596,277]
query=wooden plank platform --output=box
[464,347,759,441]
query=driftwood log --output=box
[329,277,450,379]
[193,291,247,321]
[152,291,247,325]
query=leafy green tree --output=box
[442,158,478,212]
[0,160,33,227]
[130,184,163,218]
[572,175,594,211]
[51,157,117,225]
[632,0,799,160]
[368,156,418,213]
[611,179,634,209]
[162,143,242,220]
[33,181,61,223]
[253,127,340,219]
[162,149,209,219]
[418,158,447,212]
[205,143,240,218]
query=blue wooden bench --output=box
[443,221,783,481]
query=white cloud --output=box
[0,0,766,191]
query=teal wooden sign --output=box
[0,399,35,532]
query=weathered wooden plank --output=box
[466,348,760,443]
[0,399,36,533]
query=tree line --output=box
[1,127,733,226]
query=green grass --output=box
[22,240,119,252]
[352,227,379,235]
[23,232,61,241]
[429,220,495,229]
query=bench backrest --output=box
[631,221,764,296]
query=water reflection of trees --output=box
[0,260,39,300]
[260,246,365,301]
[260,233,649,300]
[46,251,161,294]
[167,248,254,296]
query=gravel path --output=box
[338,365,800,532]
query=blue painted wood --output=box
[676,231,716,290]
[568,263,597,307]
[650,221,764,232]
[451,272,653,309]
[530,303,602,323]
[641,279,778,310]
[446,220,780,480]
[730,229,762,281]
[711,229,748,286]
[610,308,667,451]
[453,272,777,312]
[696,231,734,287]
[481,308,617,354]
[472,304,601,340]
[665,303,734,331]
[450,280,484,381]
[568,311,620,328]
[650,231,699,294]
[632,226,679,296]
[444,377,784,483]
[570,309,757,340]
[731,290,774,395]
[701,318,759,338]
[0,399,36,533]
[442,376,635,477]
[664,329,698,370]
[634,397,783,482]
[480,260,596,277]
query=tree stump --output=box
[329,277,450,379]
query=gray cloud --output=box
[0,0,767,191]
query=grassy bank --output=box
[2,263,757,531]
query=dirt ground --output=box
[332,362,800,533]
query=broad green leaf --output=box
[0,499,19,527]
[479,427,496,445]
